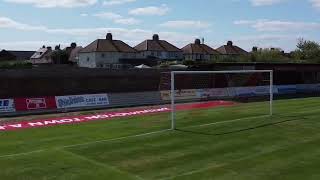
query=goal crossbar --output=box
[170,70,274,130]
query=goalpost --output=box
[170,70,274,130]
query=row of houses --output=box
[0,33,249,69]
[78,33,249,69]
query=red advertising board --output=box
[14,97,57,111]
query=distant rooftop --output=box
[134,34,182,52]
[80,33,137,53]
[182,39,220,55]
[217,41,249,55]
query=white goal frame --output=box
[170,70,274,130]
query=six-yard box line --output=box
[0,101,235,131]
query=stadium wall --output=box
[1,63,320,98]
[1,83,320,117]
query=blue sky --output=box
[0,0,319,51]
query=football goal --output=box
[160,70,274,130]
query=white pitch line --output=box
[61,128,172,149]
[0,149,45,158]
[182,115,270,129]
[1,107,319,159]
[0,129,172,158]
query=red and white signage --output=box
[0,101,235,131]
[14,97,57,111]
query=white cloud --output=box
[310,0,320,9]
[234,19,320,31]
[80,13,89,17]
[129,4,169,16]
[93,12,140,25]
[114,18,140,25]
[0,41,69,51]
[160,20,211,29]
[0,16,196,49]
[0,17,47,31]
[102,0,136,6]
[234,34,303,51]
[250,0,287,6]
[93,12,123,20]
[3,0,97,8]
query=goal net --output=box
[159,70,273,131]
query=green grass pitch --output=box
[1,97,320,180]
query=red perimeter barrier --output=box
[14,97,57,111]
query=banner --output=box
[296,83,320,93]
[14,97,57,111]
[196,88,231,98]
[160,89,198,101]
[0,99,15,113]
[55,94,109,109]
[235,86,277,97]
[276,85,297,94]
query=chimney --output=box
[227,41,233,46]
[153,34,159,41]
[47,46,52,51]
[195,39,201,45]
[106,33,113,41]
[71,42,77,49]
[42,45,46,48]
[252,46,258,52]
[202,38,205,44]
[55,45,61,50]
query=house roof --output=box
[217,41,248,55]
[0,50,35,61]
[134,34,182,52]
[30,47,52,59]
[8,51,35,60]
[182,39,220,55]
[80,33,137,53]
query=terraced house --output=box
[78,33,139,69]
[182,39,221,61]
[134,34,183,61]
[217,41,249,56]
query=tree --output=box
[293,38,320,62]
[251,48,289,63]
[50,45,70,64]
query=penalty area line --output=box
[182,115,270,130]
[1,108,314,159]
[0,129,172,159]
[61,128,172,149]
[0,149,45,158]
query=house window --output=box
[157,51,161,57]
[169,52,175,58]
[101,53,105,58]
[104,64,111,69]
[87,57,90,62]
[113,64,122,69]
